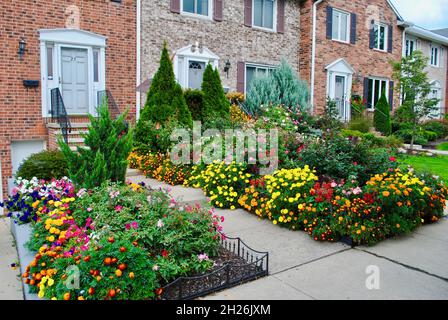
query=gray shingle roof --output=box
[432,28,448,38]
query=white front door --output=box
[334,75,348,121]
[61,48,89,114]
[188,60,206,89]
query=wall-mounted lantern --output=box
[224,60,231,78]
[18,38,27,59]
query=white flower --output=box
[157,219,164,228]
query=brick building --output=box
[0,0,136,197]
[299,0,404,120]
[138,0,301,105]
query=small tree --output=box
[391,51,439,149]
[201,64,230,122]
[137,44,192,127]
[373,92,392,135]
[59,103,133,189]
[244,59,309,116]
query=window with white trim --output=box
[332,9,350,42]
[182,0,210,17]
[245,64,275,93]
[373,23,387,51]
[46,45,54,80]
[253,0,276,30]
[366,77,388,110]
[430,45,440,67]
[405,38,416,57]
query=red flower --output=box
[389,156,396,162]
[161,249,169,258]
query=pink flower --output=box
[115,205,123,212]
[352,187,362,195]
[330,182,337,188]
[220,216,225,223]
[152,265,159,271]
[198,253,209,261]
[157,219,164,228]
[389,156,396,162]
[87,207,93,212]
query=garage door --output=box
[10,140,46,177]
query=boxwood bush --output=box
[16,150,68,181]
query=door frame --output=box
[40,29,106,117]
[186,58,208,89]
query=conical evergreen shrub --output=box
[374,93,392,136]
[59,103,133,189]
[201,64,230,122]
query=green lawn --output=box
[399,155,448,182]
[436,142,448,151]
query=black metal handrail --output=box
[50,88,72,144]
[161,235,269,300]
[97,90,121,119]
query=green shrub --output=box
[374,93,392,135]
[137,44,192,130]
[16,150,68,181]
[423,120,448,139]
[395,128,428,145]
[184,89,204,121]
[437,142,448,151]
[202,64,230,122]
[244,59,309,116]
[423,130,438,142]
[59,103,133,189]
[348,117,371,133]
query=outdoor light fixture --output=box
[224,60,231,77]
[18,38,27,59]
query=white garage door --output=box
[11,140,46,177]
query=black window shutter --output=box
[369,20,375,49]
[389,81,394,110]
[363,77,370,108]
[388,25,393,53]
[350,13,357,44]
[326,6,333,39]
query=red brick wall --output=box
[300,0,403,115]
[0,0,136,197]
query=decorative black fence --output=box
[161,236,269,300]
[97,90,121,119]
[50,88,72,144]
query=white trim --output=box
[252,0,277,32]
[331,8,351,43]
[136,0,141,120]
[366,76,389,111]
[173,45,219,89]
[403,24,448,46]
[326,59,354,122]
[39,29,107,117]
[310,0,324,111]
[372,22,388,52]
[325,58,355,74]
[180,0,213,20]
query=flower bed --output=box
[130,154,448,246]
[3,178,236,300]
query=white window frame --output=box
[244,63,275,93]
[39,29,106,117]
[405,37,416,57]
[366,77,389,111]
[373,23,388,52]
[430,44,441,67]
[181,0,213,20]
[252,0,277,32]
[331,9,351,43]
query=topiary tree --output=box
[244,59,309,116]
[59,102,133,189]
[374,92,392,136]
[137,43,192,128]
[201,64,230,122]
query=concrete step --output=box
[126,168,141,177]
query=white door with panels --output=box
[61,48,89,115]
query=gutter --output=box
[399,21,448,46]
[136,0,141,120]
[310,0,324,112]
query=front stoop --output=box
[47,122,90,151]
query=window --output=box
[430,45,440,67]
[93,49,100,83]
[405,38,415,57]
[332,9,350,42]
[182,0,209,16]
[373,23,387,51]
[46,46,53,80]
[253,0,275,30]
[245,64,275,93]
[366,78,388,110]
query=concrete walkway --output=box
[0,217,23,300]
[128,171,448,300]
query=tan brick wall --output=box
[300,0,403,115]
[140,0,301,94]
[0,0,136,196]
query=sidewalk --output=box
[0,217,23,300]
[128,172,448,300]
